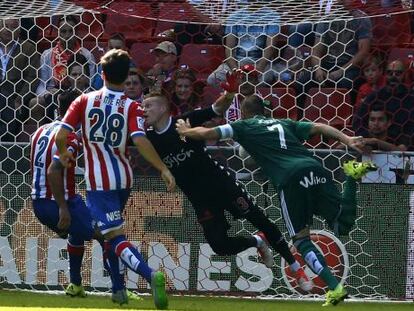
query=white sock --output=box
[254,235,264,247]
[290,261,300,273]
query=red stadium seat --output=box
[371,12,412,47]
[179,44,225,80]
[104,2,156,41]
[157,2,210,23]
[130,42,158,72]
[388,47,414,64]
[303,88,353,130]
[258,87,298,120]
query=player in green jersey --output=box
[176,94,377,307]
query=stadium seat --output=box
[130,42,158,72]
[104,2,156,41]
[179,44,225,81]
[157,2,210,23]
[371,12,412,47]
[388,47,414,64]
[303,88,352,130]
[258,87,298,120]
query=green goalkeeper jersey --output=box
[217,116,323,187]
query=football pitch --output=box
[0,290,412,311]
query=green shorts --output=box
[279,166,341,237]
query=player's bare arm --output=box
[212,69,243,115]
[132,135,176,191]
[176,119,220,141]
[47,159,71,232]
[55,127,75,168]
[310,122,365,153]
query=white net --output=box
[0,0,413,302]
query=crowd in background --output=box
[0,0,413,151]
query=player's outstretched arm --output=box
[176,119,220,141]
[310,123,365,153]
[47,160,71,232]
[55,127,75,168]
[132,136,175,191]
[213,69,243,115]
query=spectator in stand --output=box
[91,32,127,90]
[124,64,145,102]
[66,53,91,93]
[296,0,372,114]
[354,54,386,112]
[207,4,281,87]
[361,104,408,152]
[0,18,39,141]
[353,60,414,150]
[29,15,95,123]
[170,66,203,115]
[147,41,178,92]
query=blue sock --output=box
[103,241,125,292]
[110,235,153,283]
[67,236,85,286]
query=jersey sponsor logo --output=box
[299,171,326,188]
[106,210,122,222]
[163,148,195,168]
[280,230,349,295]
[137,116,145,130]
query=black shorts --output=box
[190,173,258,226]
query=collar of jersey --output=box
[155,116,172,134]
[253,115,265,119]
[103,86,125,93]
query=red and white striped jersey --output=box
[30,121,79,200]
[61,87,145,191]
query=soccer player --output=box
[175,94,378,306]
[142,71,312,292]
[31,89,134,301]
[55,49,175,309]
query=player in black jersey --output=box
[142,70,312,291]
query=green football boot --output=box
[65,283,87,298]
[151,271,168,310]
[322,284,348,307]
[343,160,377,180]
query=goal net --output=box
[0,0,413,301]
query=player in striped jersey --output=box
[55,49,174,309]
[31,89,120,299]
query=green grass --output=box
[0,290,412,311]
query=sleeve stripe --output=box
[53,155,60,161]
[217,124,234,139]
[60,122,75,132]
[131,131,146,138]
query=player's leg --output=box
[282,174,347,306]
[336,160,378,235]
[198,207,257,255]
[32,198,87,297]
[87,190,167,309]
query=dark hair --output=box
[101,49,130,85]
[242,95,265,116]
[369,103,391,120]
[68,53,90,77]
[58,89,81,117]
[109,32,126,43]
